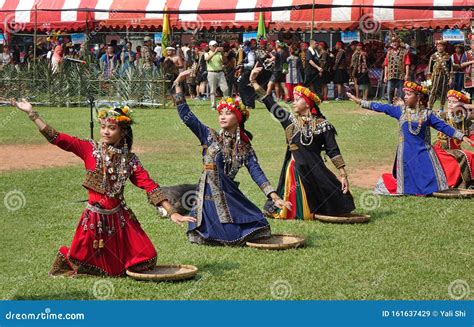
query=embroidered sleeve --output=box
[40,125,92,160]
[330,155,346,169]
[129,155,169,206]
[40,125,59,143]
[147,186,169,206]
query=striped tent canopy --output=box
[0,0,471,32]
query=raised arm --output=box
[249,65,293,129]
[173,70,210,144]
[11,98,91,160]
[429,113,473,147]
[347,92,402,119]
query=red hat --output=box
[217,97,251,143]
[293,86,322,115]
[336,41,343,47]
[357,42,363,47]
[447,90,470,104]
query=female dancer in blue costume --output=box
[347,81,474,195]
[171,70,291,245]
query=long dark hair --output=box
[241,123,253,141]
[121,125,133,150]
[112,107,134,150]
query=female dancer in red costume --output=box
[11,99,196,277]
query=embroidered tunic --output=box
[360,101,464,195]
[428,51,453,108]
[433,112,474,188]
[177,103,274,245]
[42,126,167,276]
[262,96,356,219]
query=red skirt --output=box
[433,146,474,188]
[50,204,157,277]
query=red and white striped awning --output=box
[0,0,472,32]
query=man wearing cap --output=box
[427,40,453,111]
[142,36,155,73]
[451,43,464,92]
[461,34,474,103]
[383,36,410,104]
[205,40,229,109]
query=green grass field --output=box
[0,100,471,300]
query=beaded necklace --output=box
[93,142,130,198]
[405,107,425,136]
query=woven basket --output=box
[126,265,198,282]
[246,233,305,250]
[432,189,474,199]
[314,213,371,224]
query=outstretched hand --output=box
[463,136,474,148]
[11,98,33,113]
[170,213,197,227]
[274,199,292,211]
[346,92,361,105]
[174,69,193,85]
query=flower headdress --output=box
[217,97,250,124]
[447,90,471,104]
[403,81,429,95]
[293,85,322,115]
[97,105,134,126]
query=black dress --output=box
[262,96,356,219]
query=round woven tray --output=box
[432,189,474,199]
[314,213,371,224]
[246,233,305,250]
[126,265,198,282]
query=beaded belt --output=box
[86,203,121,215]
[203,164,216,170]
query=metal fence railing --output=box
[0,60,169,108]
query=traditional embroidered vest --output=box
[464,50,474,89]
[430,52,450,76]
[387,48,407,80]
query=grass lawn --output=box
[0,99,471,300]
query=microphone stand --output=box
[87,95,95,139]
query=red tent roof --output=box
[0,0,471,32]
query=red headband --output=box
[294,92,320,115]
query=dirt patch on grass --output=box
[348,164,393,189]
[0,143,152,171]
